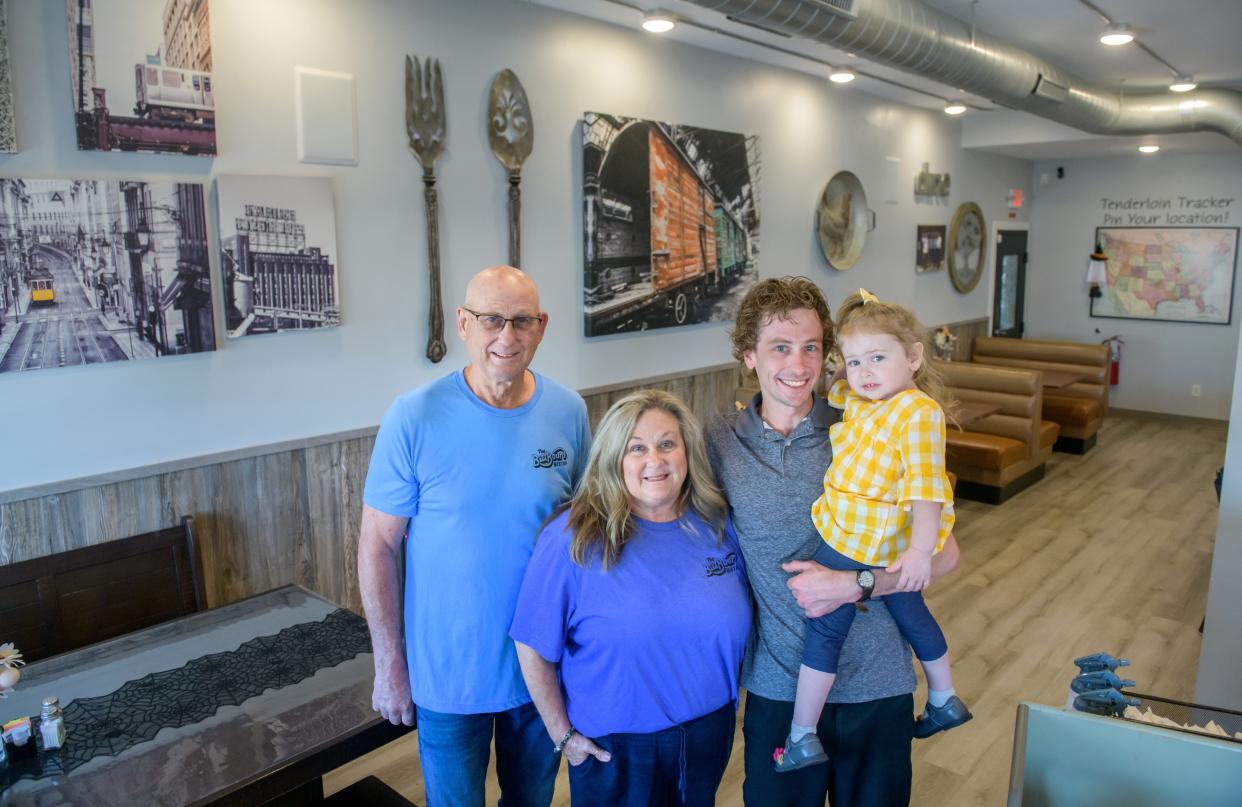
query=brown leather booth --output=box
[935,361,1057,504]
[972,336,1109,453]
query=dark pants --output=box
[803,542,948,673]
[568,703,735,807]
[742,691,913,807]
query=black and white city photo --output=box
[583,111,760,336]
[67,0,216,155]
[217,175,341,338]
[0,178,215,374]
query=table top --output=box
[953,401,1002,430]
[1040,370,1088,388]
[0,585,406,806]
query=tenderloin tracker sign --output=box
[1101,195,1235,227]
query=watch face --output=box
[858,570,875,588]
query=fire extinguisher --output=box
[1102,335,1123,385]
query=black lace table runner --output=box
[4,608,371,784]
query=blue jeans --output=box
[567,703,735,807]
[415,701,559,807]
[803,542,948,674]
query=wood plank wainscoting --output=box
[0,363,738,613]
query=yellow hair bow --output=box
[859,288,879,304]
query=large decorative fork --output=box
[405,54,448,363]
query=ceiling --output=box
[523,0,1242,158]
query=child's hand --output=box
[887,548,932,592]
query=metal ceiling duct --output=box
[684,0,1242,146]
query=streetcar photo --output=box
[134,65,215,124]
[29,268,56,306]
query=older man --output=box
[706,277,959,807]
[358,266,590,807]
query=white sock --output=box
[790,722,816,742]
[929,688,956,708]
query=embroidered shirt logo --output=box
[705,552,738,577]
[532,447,568,469]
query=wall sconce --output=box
[1086,243,1107,298]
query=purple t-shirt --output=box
[510,510,751,737]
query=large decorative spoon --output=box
[486,69,533,268]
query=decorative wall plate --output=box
[816,170,873,271]
[948,201,986,293]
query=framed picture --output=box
[0,178,215,374]
[582,111,760,336]
[66,0,216,155]
[948,202,985,293]
[216,176,341,337]
[0,0,14,153]
[916,225,946,273]
[1091,227,1238,325]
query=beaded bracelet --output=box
[553,726,576,754]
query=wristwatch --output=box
[855,569,876,602]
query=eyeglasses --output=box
[461,307,543,333]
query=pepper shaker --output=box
[39,697,66,751]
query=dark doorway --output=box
[992,229,1028,338]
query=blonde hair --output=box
[834,292,954,415]
[566,389,727,570]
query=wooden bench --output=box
[0,516,206,663]
[936,361,1058,504]
[972,336,1109,454]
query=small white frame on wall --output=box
[294,67,358,166]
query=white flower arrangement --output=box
[0,642,25,696]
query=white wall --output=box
[1197,323,1242,710]
[0,0,1030,494]
[1026,153,1242,419]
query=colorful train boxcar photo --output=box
[583,112,760,336]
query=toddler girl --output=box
[774,289,971,772]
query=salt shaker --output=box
[39,697,66,751]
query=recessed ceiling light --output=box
[1169,76,1197,92]
[1100,22,1134,46]
[829,68,856,84]
[641,11,675,33]
[1138,145,1160,154]
[944,103,967,116]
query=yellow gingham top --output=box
[810,380,954,566]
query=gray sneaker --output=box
[914,695,973,739]
[773,732,829,772]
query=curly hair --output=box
[834,291,954,416]
[730,277,835,369]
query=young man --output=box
[358,265,591,807]
[706,276,960,807]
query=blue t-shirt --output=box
[510,510,751,737]
[363,370,590,714]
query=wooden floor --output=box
[323,411,1225,805]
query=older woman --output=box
[510,389,751,806]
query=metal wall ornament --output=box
[486,69,533,269]
[816,171,875,271]
[947,201,986,293]
[914,162,950,197]
[405,54,448,363]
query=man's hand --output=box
[887,547,932,592]
[782,560,862,618]
[372,657,415,726]
[563,732,612,767]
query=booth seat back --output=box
[936,361,1042,458]
[972,336,1109,409]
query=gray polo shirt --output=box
[706,392,917,703]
